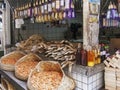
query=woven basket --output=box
[0,51,25,71]
[27,61,75,90]
[1,78,15,90]
[15,53,42,80]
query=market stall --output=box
[0,0,111,90]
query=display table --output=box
[64,63,105,90]
[0,63,105,90]
[0,70,27,90]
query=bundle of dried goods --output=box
[45,40,76,61]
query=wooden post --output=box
[83,0,100,49]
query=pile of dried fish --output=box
[16,34,77,61]
[45,40,76,61]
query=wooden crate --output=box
[105,67,120,90]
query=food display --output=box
[29,71,62,90]
[15,53,42,80]
[27,61,75,90]
[0,51,25,71]
[16,35,76,62]
[45,40,76,61]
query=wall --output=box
[14,13,83,42]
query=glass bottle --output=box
[76,43,82,65]
[87,47,95,67]
[81,48,87,66]
[100,44,106,62]
[97,49,101,64]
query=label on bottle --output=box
[65,0,70,9]
[102,51,106,55]
[100,52,103,56]
[56,0,60,9]
[48,3,52,12]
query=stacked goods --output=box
[104,50,120,90]
[0,51,25,71]
[45,40,76,61]
[16,34,46,53]
[27,61,75,90]
[105,67,116,90]
[15,53,42,80]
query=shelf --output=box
[0,70,27,90]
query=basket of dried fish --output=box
[0,51,25,71]
[15,53,42,80]
[27,61,75,90]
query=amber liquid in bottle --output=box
[87,50,95,67]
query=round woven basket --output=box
[15,53,42,80]
[27,61,75,90]
[0,51,25,71]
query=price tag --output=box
[65,0,70,9]
[56,0,60,9]
[48,3,52,12]
[60,0,64,6]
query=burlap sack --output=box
[0,51,25,71]
[15,53,42,80]
[27,61,75,90]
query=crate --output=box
[105,67,120,90]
